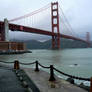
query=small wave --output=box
[83,81,90,86]
[58,75,63,79]
[69,65,74,67]
[69,64,80,67]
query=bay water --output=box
[0,48,92,86]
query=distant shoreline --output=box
[0,50,32,55]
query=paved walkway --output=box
[0,67,26,92]
[24,68,87,92]
[0,63,88,92]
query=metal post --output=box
[35,61,39,72]
[90,77,92,92]
[14,60,20,69]
[49,65,56,81]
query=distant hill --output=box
[10,38,90,49]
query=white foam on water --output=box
[57,75,63,79]
[69,64,80,67]
[83,81,90,86]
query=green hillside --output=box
[10,38,89,49]
[24,38,88,49]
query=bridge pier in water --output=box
[51,2,60,49]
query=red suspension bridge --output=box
[0,2,90,49]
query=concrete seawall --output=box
[0,50,32,55]
[24,68,87,92]
[0,62,89,92]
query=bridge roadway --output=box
[0,21,88,43]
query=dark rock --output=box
[67,78,74,84]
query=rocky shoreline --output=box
[0,50,32,55]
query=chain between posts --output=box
[38,62,50,69]
[0,60,90,81]
[19,61,36,65]
[0,60,92,92]
[0,60,14,63]
[53,67,90,81]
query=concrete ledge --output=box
[0,50,32,55]
[24,68,87,92]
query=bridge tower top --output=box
[51,2,60,49]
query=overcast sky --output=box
[0,0,92,41]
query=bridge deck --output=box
[24,68,87,92]
[0,21,88,43]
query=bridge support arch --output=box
[51,2,60,49]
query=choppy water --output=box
[0,48,92,86]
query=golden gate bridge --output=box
[0,2,90,49]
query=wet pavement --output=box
[0,64,88,92]
[0,67,26,92]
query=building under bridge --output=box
[0,19,26,52]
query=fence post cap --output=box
[35,60,38,63]
[14,60,19,62]
[50,65,53,67]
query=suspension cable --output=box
[59,4,79,38]
[59,15,74,36]
[9,3,50,22]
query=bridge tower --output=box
[0,19,9,41]
[51,2,60,49]
[86,32,90,47]
[0,23,5,41]
[4,18,9,41]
